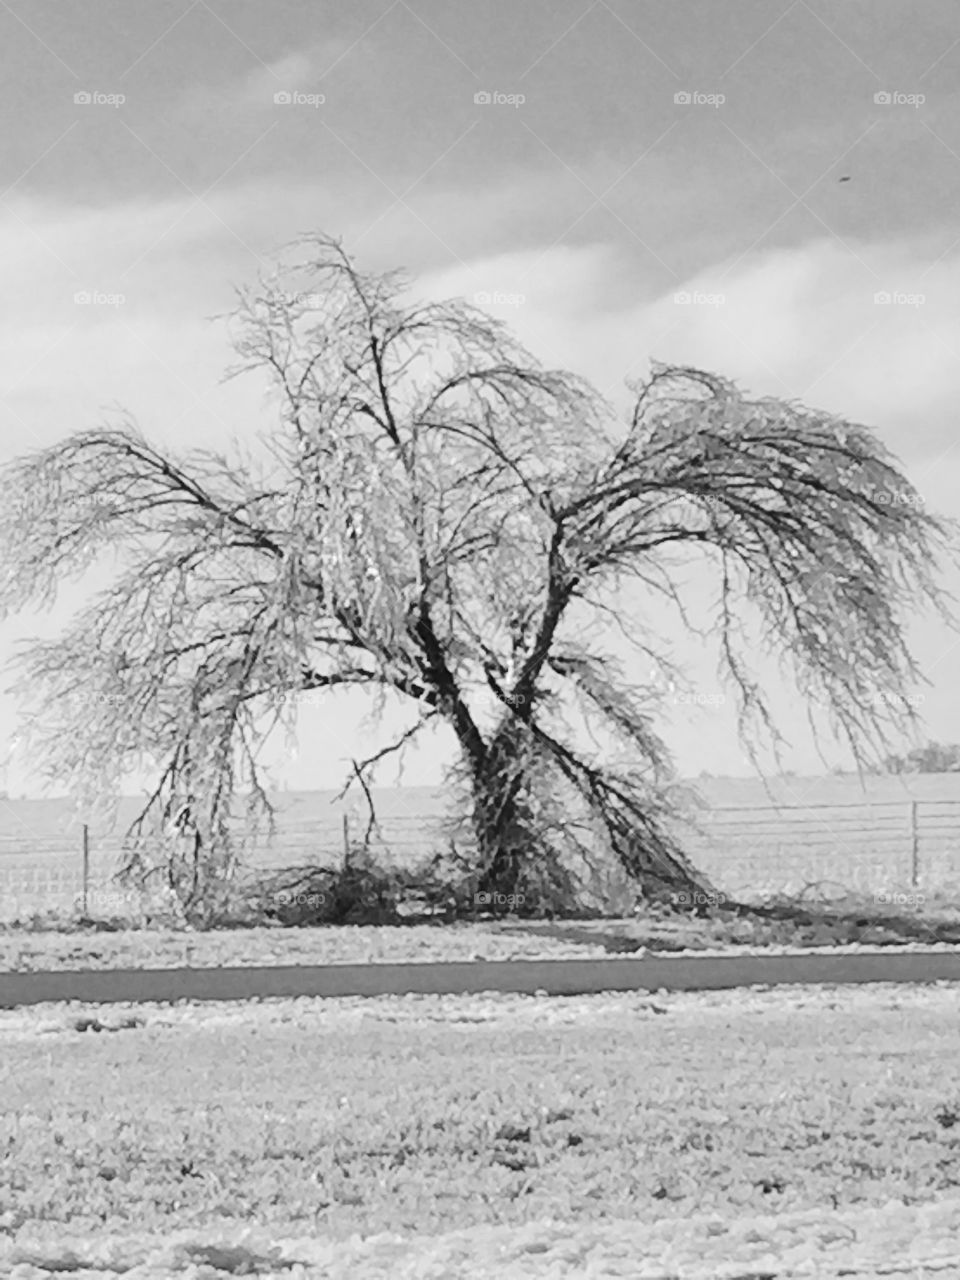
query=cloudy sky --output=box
[2,0,960,795]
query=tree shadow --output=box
[487,891,960,952]
[491,921,656,954]
[723,895,960,945]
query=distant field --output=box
[693,771,960,808]
[1,774,959,917]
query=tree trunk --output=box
[457,712,715,915]
[466,720,568,911]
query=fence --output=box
[680,799,960,899]
[0,812,448,918]
[0,799,958,916]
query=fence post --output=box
[910,801,919,888]
[82,824,90,915]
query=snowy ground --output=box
[4,1196,960,1277]
[3,985,960,1276]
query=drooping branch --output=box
[557,364,956,768]
[1,236,954,916]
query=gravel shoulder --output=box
[4,906,960,972]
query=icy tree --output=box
[0,236,953,915]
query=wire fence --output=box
[0,799,958,917]
[0,812,445,918]
[680,799,960,899]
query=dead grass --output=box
[3,885,960,972]
[0,920,613,971]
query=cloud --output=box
[9,172,957,491]
[8,173,960,486]
[242,52,314,103]
[422,234,960,481]
[4,181,959,780]
[177,42,354,118]
[0,191,277,455]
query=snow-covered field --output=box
[4,985,960,1277]
[4,1195,960,1278]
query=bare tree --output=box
[1,235,954,916]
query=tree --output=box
[0,235,955,917]
[882,741,960,774]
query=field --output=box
[3,780,959,1277]
[3,771,960,920]
[3,985,960,1277]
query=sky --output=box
[2,0,960,797]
